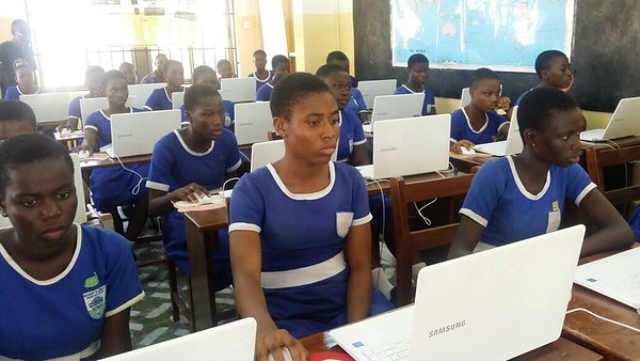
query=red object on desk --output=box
[309,351,354,361]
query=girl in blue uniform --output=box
[394,53,436,115]
[326,50,369,123]
[448,87,633,259]
[2,60,38,101]
[0,134,143,360]
[248,49,273,91]
[217,59,237,79]
[61,65,105,130]
[179,65,235,130]
[145,60,184,111]
[81,70,149,242]
[230,73,392,361]
[147,84,241,289]
[0,100,35,141]
[515,50,573,106]
[450,68,510,153]
[256,55,290,102]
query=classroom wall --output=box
[235,0,264,76]
[0,0,26,43]
[353,0,640,113]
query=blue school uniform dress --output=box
[229,162,393,338]
[394,84,436,115]
[347,88,368,116]
[146,129,241,289]
[459,156,597,246]
[2,85,35,101]
[515,88,534,106]
[450,108,509,144]
[248,71,273,91]
[145,87,173,111]
[336,109,367,163]
[0,224,144,360]
[256,83,274,101]
[68,95,84,121]
[179,100,235,129]
[84,108,150,211]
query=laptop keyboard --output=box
[359,340,410,361]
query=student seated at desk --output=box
[450,68,510,154]
[229,73,393,360]
[119,62,137,85]
[147,84,240,289]
[61,65,105,130]
[256,55,290,102]
[81,70,149,242]
[515,50,573,106]
[394,53,436,116]
[326,50,369,124]
[217,59,237,79]
[248,49,273,91]
[0,134,143,360]
[448,87,633,259]
[180,65,234,130]
[0,100,35,140]
[2,59,38,101]
[145,60,184,111]
[140,53,167,84]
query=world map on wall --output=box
[391,0,574,72]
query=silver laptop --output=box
[234,102,273,145]
[127,83,167,108]
[100,318,256,361]
[580,97,640,142]
[172,91,185,110]
[19,92,73,124]
[370,93,425,124]
[104,109,179,158]
[220,78,257,103]
[251,139,285,172]
[330,225,585,361]
[357,114,450,180]
[357,80,397,110]
[459,87,471,108]
[473,106,523,156]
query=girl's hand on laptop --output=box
[170,183,208,203]
[452,140,476,154]
[76,144,94,157]
[256,328,308,361]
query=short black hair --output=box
[253,49,267,57]
[408,53,429,69]
[316,63,347,79]
[166,59,183,70]
[271,55,289,70]
[216,59,231,68]
[534,50,568,79]
[117,63,132,71]
[0,133,73,196]
[86,65,105,78]
[156,53,168,61]
[517,87,578,139]
[0,101,36,129]
[470,67,500,87]
[192,65,217,84]
[11,19,27,34]
[101,70,127,89]
[326,51,349,63]
[183,84,221,112]
[270,72,331,120]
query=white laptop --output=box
[251,139,285,172]
[220,78,257,103]
[19,93,73,124]
[100,318,256,361]
[580,97,640,142]
[127,83,166,108]
[103,109,179,158]
[234,102,273,145]
[357,114,450,180]
[357,79,397,110]
[473,106,523,157]
[459,87,471,108]
[370,93,425,125]
[574,246,640,311]
[172,91,185,110]
[329,225,585,361]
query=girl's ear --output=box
[273,116,287,138]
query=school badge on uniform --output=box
[82,285,107,320]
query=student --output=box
[0,133,143,360]
[326,50,368,123]
[119,62,137,85]
[450,68,510,154]
[448,87,634,259]
[515,50,573,106]
[179,65,234,129]
[394,53,436,115]
[216,59,236,79]
[140,53,168,84]
[147,84,241,289]
[81,70,149,242]
[2,60,38,101]
[61,65,105,130]
[248,49,273,91]
[256,55,290,102]
[145,60,184,111]
[229,73,392,360]
[0,19,35,94]
[0,100,36,141]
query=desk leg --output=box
[185,219,217,331]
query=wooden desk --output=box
[300,333,603,361]
[449,152,494,173]
[79,153,152,171]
